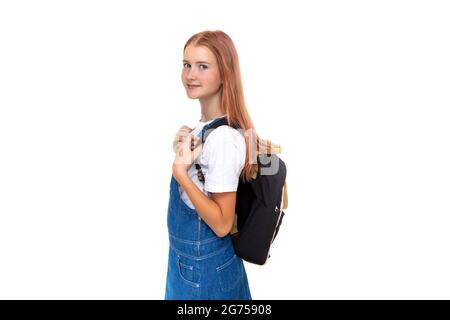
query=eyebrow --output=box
[182,59,211,64]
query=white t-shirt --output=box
[179,115,246,209]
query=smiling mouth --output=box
[187,84,201,89]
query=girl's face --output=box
[182,45,222,99]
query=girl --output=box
[165,30,278,300]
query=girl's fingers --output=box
[177,133,189,143]
[174,132,188,143]
[178,126,192,135]
[173,126,194,151]
[180,125,193,132]
[176,128,191,138]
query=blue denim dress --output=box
[164,120,252,300]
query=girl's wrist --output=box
[172,163,188,179]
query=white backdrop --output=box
[1,0,449,299]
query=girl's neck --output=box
[199,90,224,122]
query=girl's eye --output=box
[183,63,207,70]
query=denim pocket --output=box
[178,258,200,288]
[216,254,242,292]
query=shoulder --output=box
[205,125,245,149]
[201,125,246,164]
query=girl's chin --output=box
[187,90,205,98]
[187,93,200,99]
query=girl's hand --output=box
[173,125,193,153]
[172,129,202,178]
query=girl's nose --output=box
[187,68,197,80]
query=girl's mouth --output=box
[187,85,201,89]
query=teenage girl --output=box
[165,30,276,300]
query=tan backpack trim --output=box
[231,214,238,235]
[281,181,288,210]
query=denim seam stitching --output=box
[170,245,227,261]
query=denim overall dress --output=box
[164,118,252,300]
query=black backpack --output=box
[196,116,288,265]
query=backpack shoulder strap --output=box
[200,116,229,143]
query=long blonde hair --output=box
[183,30,281,182]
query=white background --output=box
[1,1,449,299]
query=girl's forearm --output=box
[173,166,228,236]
